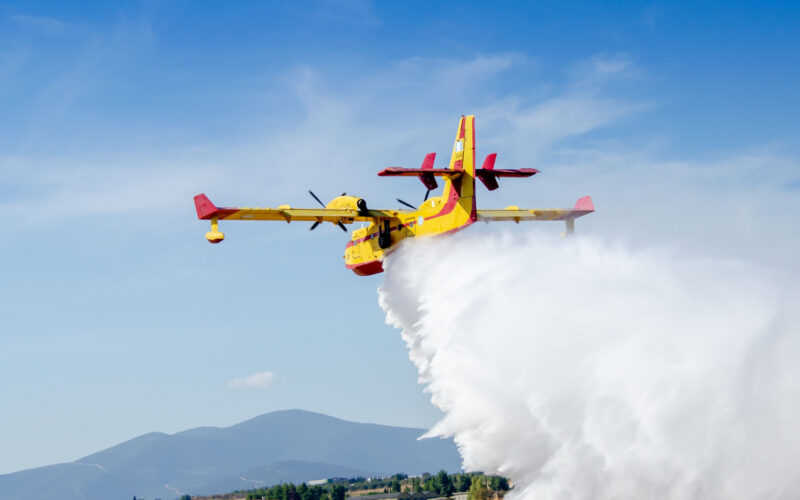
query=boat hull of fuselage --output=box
[344,114,478,276]
[346,259,385,276]
[343,209,476,276]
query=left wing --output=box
[477,196,594,231]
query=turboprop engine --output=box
[325,195,369,215]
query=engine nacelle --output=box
[326,195,369,215]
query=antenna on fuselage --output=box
[397,198,416,210]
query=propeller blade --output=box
[308,190,325,207]
[424,190,431,202]
[337,221,348,232]
[397,198,416,210]
[309,221,321,231]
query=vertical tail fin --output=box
[444,115,476,195]
[440,115,477,222]
[448,116,474,174]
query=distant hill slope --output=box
[0,410,461,500]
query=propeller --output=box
[309,189,325,207]
[308,190,348,233]
[308,190,325,231]
[397,198,416,210]
[424,190,431,202]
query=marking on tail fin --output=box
[421,152,436,170]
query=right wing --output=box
[194,194,396,223]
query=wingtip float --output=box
[194,115,594,276]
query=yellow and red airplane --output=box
[194,115,594,276]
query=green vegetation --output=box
[234,471,510,500]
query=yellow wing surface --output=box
[206,207,396,223]
[194,193,396,223]
[477,196,594,231]
[194,193,405,243]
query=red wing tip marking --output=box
[574,195,594,212]
[194,193,219,219]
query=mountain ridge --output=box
[0,409,461,500]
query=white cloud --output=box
[2,52,644,225]
[8,47,797,278]
[227,371,275,389]
[570,54,638,84]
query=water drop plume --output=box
[378,230,800,500]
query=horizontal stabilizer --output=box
[476,167,539,190]
[474,153,539,190]
[379,153,461,190]
[378,167,455,176]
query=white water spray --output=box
[378,231,800,500]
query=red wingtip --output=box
[194,193,219,219]
[481,153,497,170]
[574,195,594,212]
[421,152,436,170]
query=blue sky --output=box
[1,1,799,474]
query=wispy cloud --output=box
[569,54,638,84]
[227,371,275,389]
[0,51,650,228]
[535,142,800,274]
[10,14,72,37]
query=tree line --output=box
[243,482,345,500]
[239,470,509,500]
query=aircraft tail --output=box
[443,115,476,207]
[448,115,476,176]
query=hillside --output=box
[0,410,461,500]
